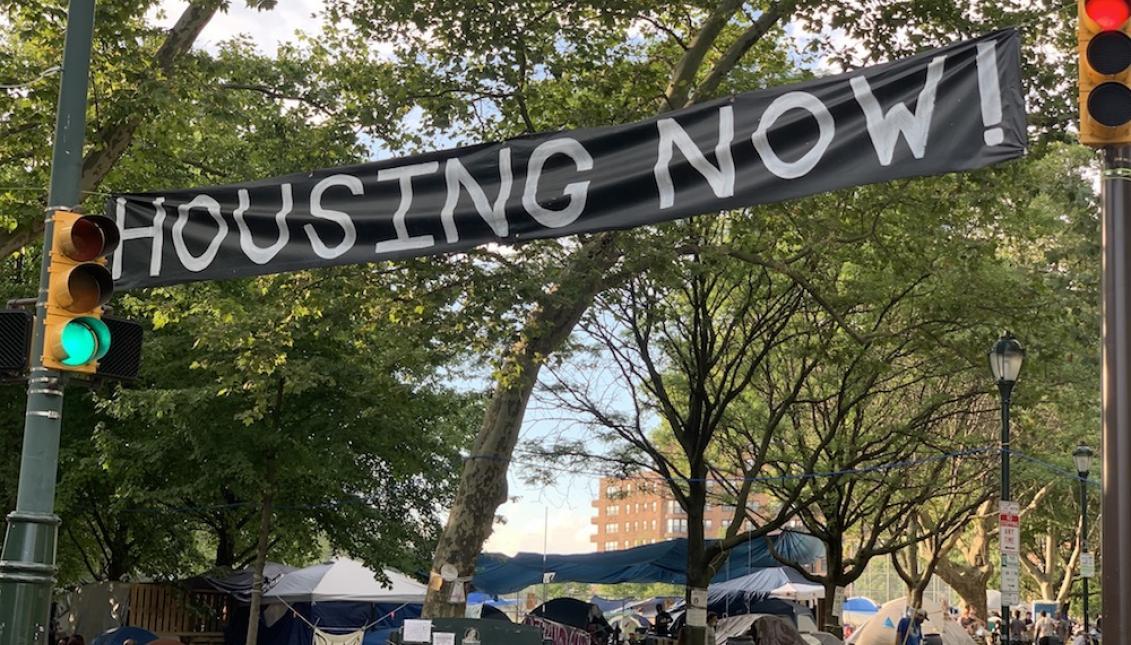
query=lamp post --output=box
[1073,444,1095,637]
[989,332,1024,645]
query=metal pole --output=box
[999,382,1012,645]
[1102,143,1131,645]
[1080,473,1089,636]
[0,1,94,642]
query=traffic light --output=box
[43,210,120,373]
[1079,0,1131,145]
[0,310,32,379]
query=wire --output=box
[0,65,61,90]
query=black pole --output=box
[1101,144,1131,644]
[999,381,1012,645]
[1080,472,1089,637]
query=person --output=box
[1070,625,1089,645]
[1034,610,1057,645]
[653,603,673,637]
[960,604,979,635]
[1010,610,1027,644]
[705,613,718,645]
[896,608,926,645]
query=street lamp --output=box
[1073,444,1095,637]
[989,332,1024,645]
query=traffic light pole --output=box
[0,1,95,642]
[1102,143,1131,644]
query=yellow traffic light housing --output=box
[1080,0,1131,145]
[43,210,119,373]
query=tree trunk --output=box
[684,476,709,645]
[820,579,842,635]
[244,486,274,645]
[936,558,990,621]
[422,235,620,617]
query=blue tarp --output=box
[674,568,812,616]
[472,532,824,596]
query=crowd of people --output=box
[953,603,1099,645]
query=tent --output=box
[227,559,427,645]
[771,581,826,602]
[843,597,878,614]
[530,598,608,630]
[262,559,427,604]
[845,598,976,645]
[196,562,297,602]
[473,532,825,595]
[673,568,816,616]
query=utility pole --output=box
[1101,144,1131,643]
[0,1,95,642]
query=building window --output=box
[607,523,618,534]
[606,484,620,498]
[667,501,684,515]
[652,519,657,531]
[607,541,619,550]
[705,519,713,530]
[667,518,687,534]
[608,505,619,516]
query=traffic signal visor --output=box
[1080,0,1131,144]
[43,211,120,373]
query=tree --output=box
[531,215,836,645]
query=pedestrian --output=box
[1011,610,1027,644]
[897,608,926,645]
[705,612,718,645]
[960,604,979,635]
[1070,625,1089,645]
[1034,610,1057,645]
[653,603,673,637]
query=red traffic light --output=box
[1087,0,1131,29]
[57,214,120,262]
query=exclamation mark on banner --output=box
[976,41,1004,146]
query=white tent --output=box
[771,581,826,602]
[262,558,427,604]
[845,598,975,645]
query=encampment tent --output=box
[845,598,976,645]
[262,559,426,604]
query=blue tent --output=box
[226,601,420,645]
[472,532,824,595]
[691,567,814,616]
[844,596,879,613]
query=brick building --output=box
[589,476,768,552]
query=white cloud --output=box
[484,497,595,556]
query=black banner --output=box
[110,30,1025,289]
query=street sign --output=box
[1001,553,1021,606]
[1000,500,1021,556]
[1081,552,1096,578]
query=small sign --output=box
[1001,554,1021,606]
[1081,552,1096,578]
[465,603,484,619]
[403,619,433,643]
[432,633,455,645]
[1000,500,1021,556]
[542,571,556,584]
[687,607,707,627]
[690,588,708,608]
[831,586,846,617]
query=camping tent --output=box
[262,559,426,604]
[671,568,816,617]
[473,532,824,595]
[845,598,976,645]
[228,559,427,645]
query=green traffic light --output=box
[59,317,111,365]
